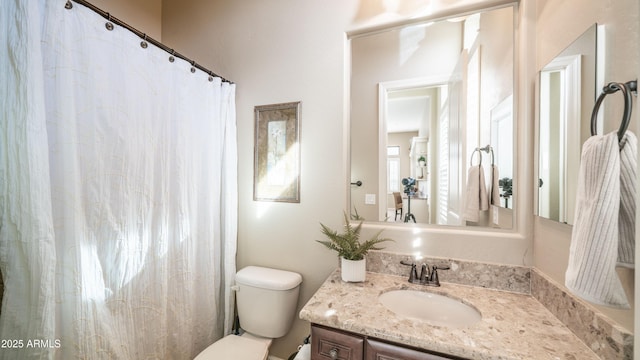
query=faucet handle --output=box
[412,265,419,282]
[400,260,418,283]
[429,265,450,285]
[433,265,450,271]
[431,265,450,277]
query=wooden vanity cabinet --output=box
[311,324,364,360]
[311,324,465,360]
[365,339,454,360]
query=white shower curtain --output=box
[0,1,237,359]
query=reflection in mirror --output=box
[350,5,514,229]
[538,25,598,224]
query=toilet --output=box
[194,266,303,360]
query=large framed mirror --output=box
[349,4,515,230]
[537,24,599,224]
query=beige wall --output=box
[90,0,162,40]
[531,0,638,332]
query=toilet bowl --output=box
[194,266,302,360]
[193,333,270,360]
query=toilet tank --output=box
[235,266,302,338]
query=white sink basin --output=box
[378,290,481,327]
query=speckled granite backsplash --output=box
[531,269,633,359]
[366,250,531,294]
[366,250,634,360]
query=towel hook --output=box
[485,145,495,166]
[591,81,637,142]
[470,145,494,166]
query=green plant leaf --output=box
[316,211,393,260]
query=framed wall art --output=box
[253,101,301,202]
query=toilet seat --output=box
[194,334,269,360]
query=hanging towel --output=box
[565,132,629,308]
[490,165,500,206]
[463,165,488,222]
[618,131,636,268]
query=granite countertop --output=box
[299,270,598,360]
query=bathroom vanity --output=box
[311,323,458,359]
[300,270,598,360]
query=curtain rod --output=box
[66,0,233,84]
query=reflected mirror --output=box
[350,5,515,229]
[537,24,598,224]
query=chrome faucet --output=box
[419,263,429,282]
[400,260,450,287]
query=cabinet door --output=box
[365,339,456,360]
[311,325,364,360]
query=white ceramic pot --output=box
[341,257,366,282]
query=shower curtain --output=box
[0,1,237,359]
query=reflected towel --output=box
[618,131,636,268]
[463,165,488,222]
[490,165,500,206]
[565,132,629,308]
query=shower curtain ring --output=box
[105,13,115,31]
[140,34,148,49]
[65,1,73,9]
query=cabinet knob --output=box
[329,347,339,359]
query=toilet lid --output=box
[194,335,269,360]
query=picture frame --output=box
[253,101,301,203]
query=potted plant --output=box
[316,212,392,282]
[418,155,426,167]
[499,177,513,208]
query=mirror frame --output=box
[344,0,531,265]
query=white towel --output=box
[490,165,500,206]
[618,131,636,268]
[463,165,488,222]
[565,132,630,308]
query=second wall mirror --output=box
[537,24,598,224]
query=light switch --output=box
[365,194,376,205]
